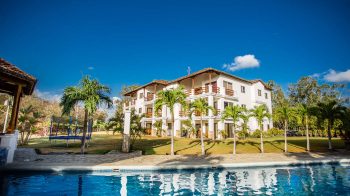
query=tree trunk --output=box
[201,117,205,155]
[171,111,175,155]
[80,109,88,154]
[327,121,333,150]
[260,124,264,153]
[284,119,288,153]
[306,115,310,151]
[233,123,236,155]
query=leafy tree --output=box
[311,100,346,150]
[221,105,245,154]
[181,119,196,138]
[274,102,296,152]
[153,120,164,137]
[129,109,146,149]
[267,80,286,108]
[106,101,124,135]
[188,98,215,155]
[60,75,112,154]
[154,86,187,155]
[249,104,271,153]
[18,105,44,145]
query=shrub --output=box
[219,130,227,139]
[237,130,249,139]
[267,128,284,137]
[250,129,263,138]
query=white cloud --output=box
[34,89,62,102]
[324,69,350,82]
[88,66,94,70]
[223,54,260,71]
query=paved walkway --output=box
[2,148,350,171]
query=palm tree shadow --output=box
[241,140,261,152]
[266,141,284,151]
[205,140,221,154]
[175,140,201,154]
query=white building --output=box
[123,68,272,139]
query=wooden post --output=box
[7,85,22,133]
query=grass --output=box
[23,132,346,155]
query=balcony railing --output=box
[145,94,154,101]
[146,112,153,118]
[225,89,234,96]
[212,86,220,94]
[194,87,203,95]
[179,111,189,117]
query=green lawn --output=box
[24,132,346,155]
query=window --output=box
[258,90,262,96]
[224,101,233,108]
[223,81,233,90]
[241,86,245,93]
[139,108,142,113]
[241,104,246,109]
[265,93,268,99]
[139,93,144,99]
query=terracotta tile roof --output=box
[0,58,37,95]
[0,58,36,82]
[123,67,271,96]
[123,80,169,96]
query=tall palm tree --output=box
[249,104,271,153]
[189,98,215,155]
[274,103,296,152]
[312,100,346,150]
[221,105,245,154]
[154,86,187,155]
[60,75,112,154]
[297,103,311,151]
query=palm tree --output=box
[312,100,346,150]
[60,75,112,154]
[221,105,245,154]
[274,103,296,153]
[189,98,215,155]
[154,86,187,155]
[297,103,311,151]
[249,104,271,153]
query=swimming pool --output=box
[1,163,349,195]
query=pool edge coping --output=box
[2,158,350,172]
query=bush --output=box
[267,128,284,137]
[237,130,249,139]
[250,129,263,138]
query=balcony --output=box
[146,112,153,118]
[225,89,234,96]
[214,109,221,116]
[145,94,154,102]
[179,111,189,117]
[194,87,203,95]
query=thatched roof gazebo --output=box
[0,58,37,133]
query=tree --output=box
[106,101,124,135]
[154,86,187,155]
[274,103,296,152]
[188,98,215,155]
[153,120,164,137]
[60,75,112,154]
[297,103,312,151]
[312,100,346,150]
[249,104,271,153]
[221,105,245,154]
[18,105,44,145]
[129,109,146,149]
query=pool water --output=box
[1,164,350,195]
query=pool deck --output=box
[1,149,350,172]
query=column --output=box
[151,95,156,136]
[7,85,22,133]
[217,97,224,140]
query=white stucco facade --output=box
[123,68,273,139]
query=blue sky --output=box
[1,0,349,99]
